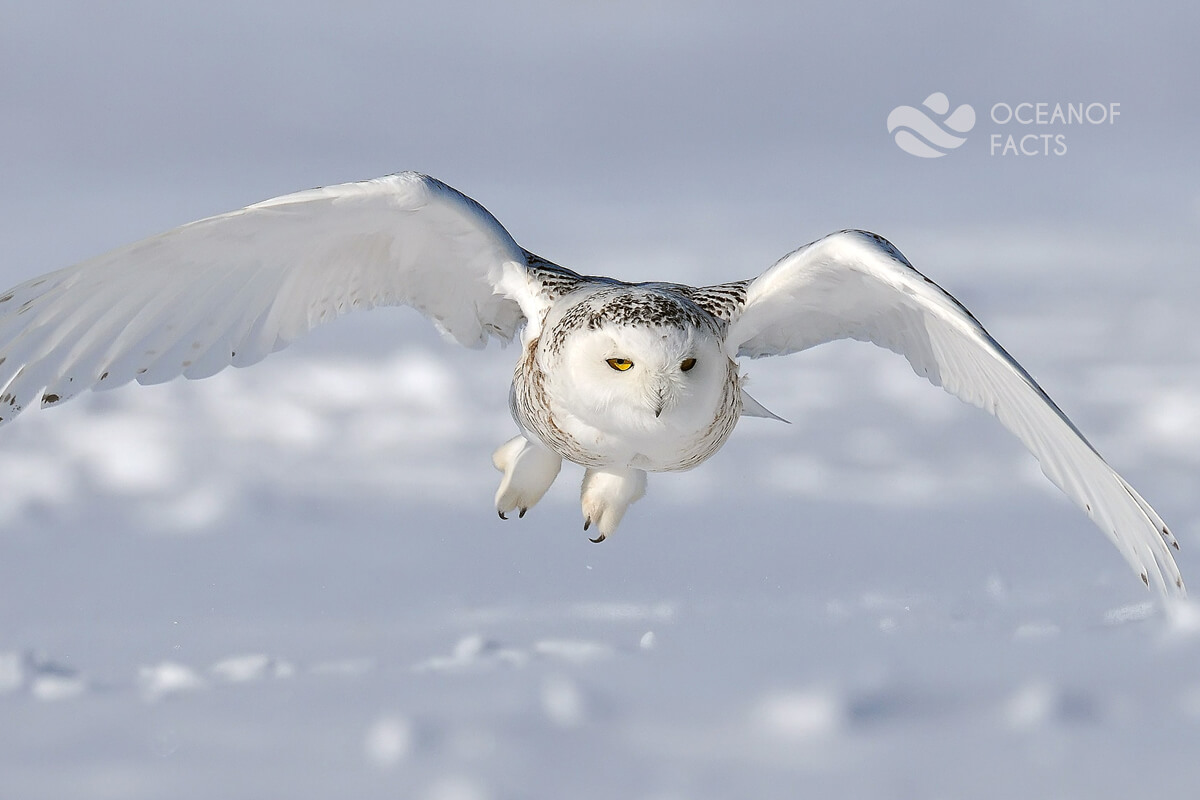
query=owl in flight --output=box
[0,173,1183,595]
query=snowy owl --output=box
[0,172,1183,596]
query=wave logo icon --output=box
[887,93,976,158]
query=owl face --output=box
[552,320,730,432]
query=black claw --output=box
[498,510,507,520]
[583,517,591,531]
[519,507,527,519]
[589,533,606,543]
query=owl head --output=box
[544,291,732,432]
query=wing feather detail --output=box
[0,172,555,422]
[725,229,1183,597]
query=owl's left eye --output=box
[606,358,634,371]
[680,358,697,372]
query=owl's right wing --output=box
[0,172,578,424]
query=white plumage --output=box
[0,172,1183,596]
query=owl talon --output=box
[493,435,562,522]
[589,533,606,543]
[519,507,527,519]
[579,467,646,543]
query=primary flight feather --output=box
[0,172,1182,596]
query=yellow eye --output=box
[606,358,634,371]
[680,357,697,372]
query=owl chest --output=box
[509,350,609,467]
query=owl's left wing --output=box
[724,229,1183,597]
[0,172,571,424]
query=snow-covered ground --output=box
[2,253,1198,799]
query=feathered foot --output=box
[580,467,647,542]
[492,435,562,520]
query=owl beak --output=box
[654,386,666,418]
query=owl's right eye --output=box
[606,358,634,371]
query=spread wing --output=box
[0,172,578,422]
[725,229,1183,597]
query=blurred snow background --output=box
[1,2,1199,798]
